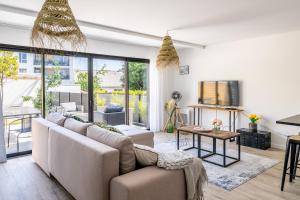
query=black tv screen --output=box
[198,80,239,106]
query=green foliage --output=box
[22,96,32,102]
[94,88,108,94]
[111,94,124,106]
[93,122,123,134]
[46,67,62,88]
[138,100,147,123]
[96,98,106,107]
[112,90,146,95]
[76,66,107,92]
[120,62,147,91]
[0,51,19,87]
[76,71,89,91]
[33,67,62,111]
[32,88,56,111]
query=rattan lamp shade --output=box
[31,0,86,50]
[156,34,179,69]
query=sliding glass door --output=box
[1,51,42,156]
[128,62,149,128]
[93,58,126,125]
[44,54,89,121]
[0,44,150,157]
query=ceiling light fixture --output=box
[156,32,180,69]
[31,0,86,50]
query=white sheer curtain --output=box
[149,63,172,132]
[0,92,7,163]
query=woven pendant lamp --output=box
[31,0,86,50]
[156,33,179,69]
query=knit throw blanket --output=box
[157,151,208,200]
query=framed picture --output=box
[179,65,189,75]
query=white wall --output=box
[0,25,161,131]
[167,30,300,149]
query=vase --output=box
[166,122,174,133]
[249,122,257,132]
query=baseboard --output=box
[271,143,285,150]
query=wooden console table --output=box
[189,104,243,132]
[189,104,243,142]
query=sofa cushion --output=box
[104,104,123,113]
[134,144,158,167]
[87,125,136,174]
[61,102,77,112]
[46,112,66,126]
[64,118,91,136]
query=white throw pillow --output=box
[134,144,158,167]
[61,102,77,112]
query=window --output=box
[19,68,27,73]
[46,55,70,66]
[34,55,41,65]
[0,44,149,158]
[34,67,41,73]
[19,53,27,63]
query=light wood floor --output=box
[0,134,299,200]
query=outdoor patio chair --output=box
[7,117,32,152]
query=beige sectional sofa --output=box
[32,117,186,200]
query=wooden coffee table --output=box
[177,126,241,167]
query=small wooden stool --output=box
[281,135,300,191]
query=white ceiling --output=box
[0,0,300,47]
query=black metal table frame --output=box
[193,107,238,142]
[177,130,241,167]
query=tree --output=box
[0,51,19,96]
[76,66,106,92]
[46,67,62,88]
[33,67,62,111]
[0,51,19,163]
[120,62,147,90]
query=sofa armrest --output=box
[32,118,58,176]
[111,166,186,200]
[49,126,120,200]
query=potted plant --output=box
[165,99,176,133]
[212,118,222,131]
[22,96,32,107]
[96,98,106,112]
[248,114,260,132]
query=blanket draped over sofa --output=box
[157,151,208,200]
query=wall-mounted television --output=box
[198,80,240,106]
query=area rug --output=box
[154,133,280,190]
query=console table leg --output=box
[213,138,216,153]
[198,108,200,126]
[233,112,236,132]
[223,140,226,166]
[193,108,196,125]
[193,134,195,148]
[238,136,241,160]
[177,130,180,150]
[229,111,232,132]
[198,135,201,158]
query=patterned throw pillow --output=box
[93,122,123,134]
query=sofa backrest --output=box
[87,125,136,174]
[49,126,120,200]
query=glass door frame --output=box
[0,43,150,157]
